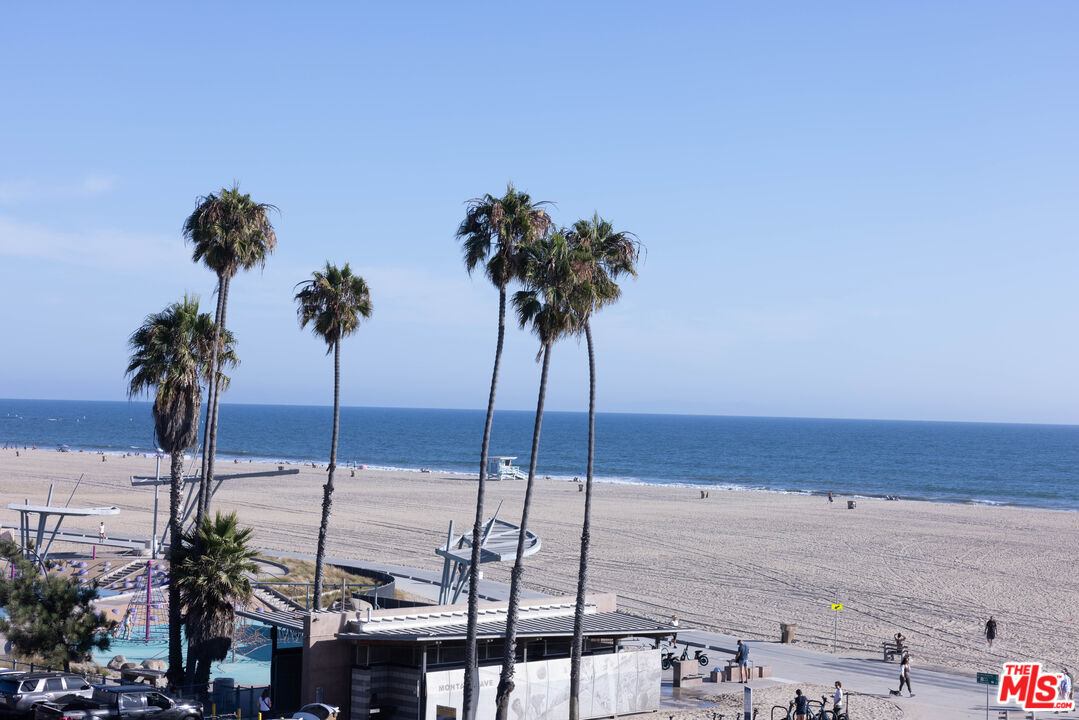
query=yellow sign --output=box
[436,706,457,720]
[831,603,844,611]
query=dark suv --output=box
[0,673,93,716]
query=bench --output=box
[882,641,912,662]
[720,662,770,681]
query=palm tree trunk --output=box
[313,338,342,611]
[202,274,231,521]
[197,280,225,528]
[167,451,185,687]
[569,321,596,720]
[463,286,507,720]
[495,342,552,720]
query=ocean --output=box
[2,399,1077,510]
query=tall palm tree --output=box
[183,185,278,527]
[126,296,219,687]
[295,262,373,610]
[175,511,258,691]
[566,215,640,720]
[495,232,578,720]
[455,184,551,720]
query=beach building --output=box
[246,594,672,720]
[487,456,526,481]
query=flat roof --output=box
[337,611,675,643]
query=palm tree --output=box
[495,231,578,720]
[126,296,219,687]
[295,262,373,610]
[183,185,278,527]
[566,215,640,720]
[175,511,258,691]
[455,184,551,720]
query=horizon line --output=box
[2,396,1077,429]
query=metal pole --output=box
[146,560,152,641]
[833,590,839,654]
[152,454,161,558]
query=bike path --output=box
[677,628,1077,720]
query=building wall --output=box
[301,613,354,713]
[350,665,421,720]
[422,648,659,720]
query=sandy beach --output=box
[2,448,1076,683]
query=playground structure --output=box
[6,477,123,568]
[130,462,300,553]
[112,560,170,641]
[436,500,541,604]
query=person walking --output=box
[985,615,998,649]
[98,521,107,543]
[733,640,750,683]
[833,681,844,716]
[898,653,914,697]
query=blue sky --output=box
[1,2,1076,424]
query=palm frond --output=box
[295,261,373,353]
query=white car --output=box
[290,704,339,720]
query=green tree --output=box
[174,512,258,691]
[455,184,551,720]
[127,295,227,686]
[0,540,115,671]
[495,231,578,720]
[183,185,278,526]
[565,215,640,720]
[295,262,373,610]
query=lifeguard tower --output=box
[487,456,526,481]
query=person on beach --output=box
[1058,669,1071,709]
[897,652,913,697]
[792,688,808,720]
[734,639,750,682]
[985,615,997,648]
[670,616,679,643]
[98,521,107,543]
[828,492,834,503]
[833,681,844,714]
[894,631,906,654]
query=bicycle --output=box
[660,642,709,669]
[811,696,848,720]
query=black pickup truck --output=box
[34,686,202,720]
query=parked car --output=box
[0,673,92,716]
[34,686,201,720]
[290,704,339,720]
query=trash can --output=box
[780,623,797,644]
[847,500,856,509]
